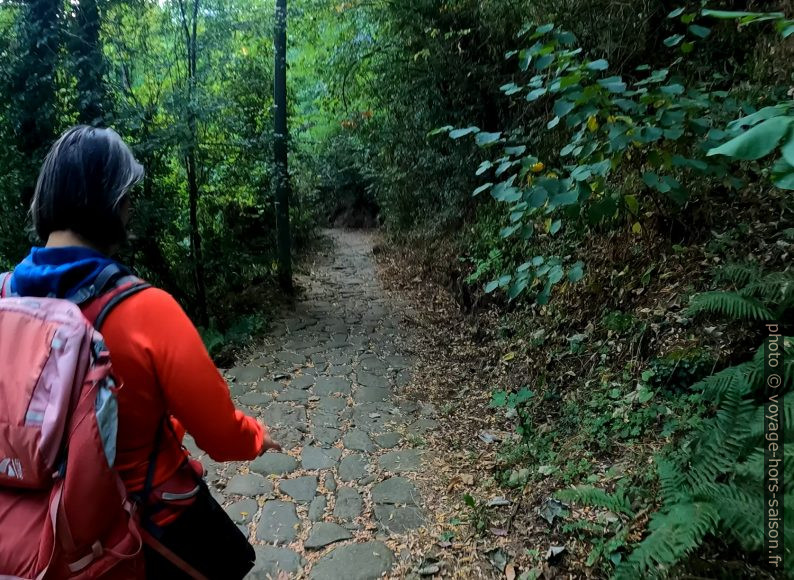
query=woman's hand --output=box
[259,431,282,455]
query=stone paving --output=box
[183,230,438,579]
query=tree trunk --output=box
[71,0,107,126]
[274,0,293,292]
[12,0,62,204]
[179,0,209,326]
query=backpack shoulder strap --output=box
[81,276,152,331]
[0,271,13,298]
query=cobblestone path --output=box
[183,230,437,579]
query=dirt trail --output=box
[185,229,438,579]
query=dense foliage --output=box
[297,0,793,576]
[0,0,791,576]
[0,0,318,349]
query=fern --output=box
[555,485,634,517]
[715,263,761,287]
[693,360,753,402]
[614,503,719,579]
[657,458,687,504]
[687,291,774,320]
[617,337,793,579]
[741,269,794,305]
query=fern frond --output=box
[700,483,765,551]
[694,361,753,402]
[734,446,794,494]
[657,457,688,504]
[746,398,794,442]
[686,388,755,487]
[555,485,634,516]
[716,263,761,287]
[614,502,719,579]
[688,291,774,321]
[741,269,794,305]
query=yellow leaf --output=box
[632,222,642,234]
[502,352,516,362]
[531,161,545,173]
[587,116,599,132]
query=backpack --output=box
[0,265,150,579]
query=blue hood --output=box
[9,246,120,299]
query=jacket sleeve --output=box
[136,288,265,461]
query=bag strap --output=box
[81,276,151,331]
[0,271,12,298]
[138,526,209,580]
[141,417,167,519]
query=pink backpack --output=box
[0,267,149,579]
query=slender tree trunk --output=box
[179,0,208,326]
[71,0,107,126]
[274,0,293,292]
[12,0,62,204]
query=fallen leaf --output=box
[487,548,509,572]
[487,497,511,507]
[490,527,509,536]
[537,498,568,524]
[505,563,516,580]
[545,545,566,562]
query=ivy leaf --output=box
[476,161,493,175]
[547,116,561,129]
[450,126,480,139]
[529,186,549,208]
[597,76,627,93]
[491,184,522,202]
[660,84,684,95]
[519,50,532,71]
[472,182,493,196]
[428,125,453,136]
[484,280,500,293]
[688,24,711,38]
[476,131,502,146]
[526,87,547,102]
[707,117,793,160]
[664,34,685,47]
[667,7,685,18]
[535,54,555,70]
[548,265,564,284]
[500,224,520,238]
[568,262,585,282]
[549,219,562,235]
[553,99,576,118]
[586,59,609,71]
[502,83,522,96]
[551,191,579,207]
[508,278,529,301]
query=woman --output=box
[4,126,279,578]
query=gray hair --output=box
[31,125,144,248]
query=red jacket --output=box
[101,287,264,493]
